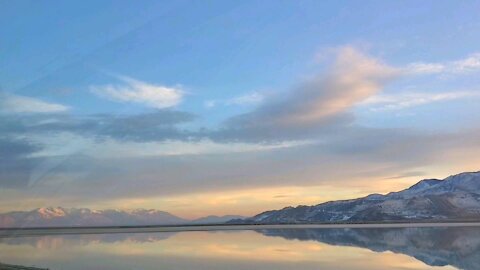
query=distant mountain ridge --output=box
[232,171,480,224]
[191,215,245,224]
[0,207,188,228]
[0,207,245,228]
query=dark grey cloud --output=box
[0,137,40,158]
[0,137,41,188]
[0,110,197,188]
[84,110,197,142]
[0,110,197,143]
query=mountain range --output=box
[232,171,480,224]
[2,171,479,228]
[0,207,244,228]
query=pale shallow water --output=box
[1,226,479,270]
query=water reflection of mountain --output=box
[0,262,48,270]
[0,232,176,249]
[256,227,480,270]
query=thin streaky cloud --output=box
[453,53,480,73]
[405,52,480,75]
[205,92,264,108]
[90,76,184,109]
[0,93,69,114]
[405,63,445,75]
[226,92,264,106]
[361,91,480,111]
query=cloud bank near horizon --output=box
[1,47,480,215]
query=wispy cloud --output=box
[405,63,446,75]
[0,93,69,114]
[205,92,264,108]
[33,136,312,159]
[361,91,480,111]
[406,53,480,75]
[91,76,183,109]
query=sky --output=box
[1,0,480,219]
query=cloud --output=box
[91,76,183,109]
[0,93,69,114]
[0,110,197,143]
[0,137,41,188]
[0,110,197,188]
[0,137,40,160]
[212,47,398,142]
[384,171,425,179]
[406,53,480,75]
[33,136,312,159]
[91,111,196,142]
[453,53,480,73]
[405,63,445,75]
[205,92,264,108]
[361,91,480,111]
[9,127,480,205]
[3,48,396,147]
[3,46,480,209]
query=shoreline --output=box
[2,222,480,237]
[0,262,48,270]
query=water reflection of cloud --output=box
[0,232,177,249]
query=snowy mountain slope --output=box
[233,171,480,224]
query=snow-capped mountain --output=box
[233,171,480,224]
[0,207,188,228]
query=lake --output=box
[1,226,478,270]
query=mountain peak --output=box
[405,178,442,193]
[445,171,480,182]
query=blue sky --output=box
[4,1,480,118]
[1,0,480,217]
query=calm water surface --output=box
[1,226,479,270]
